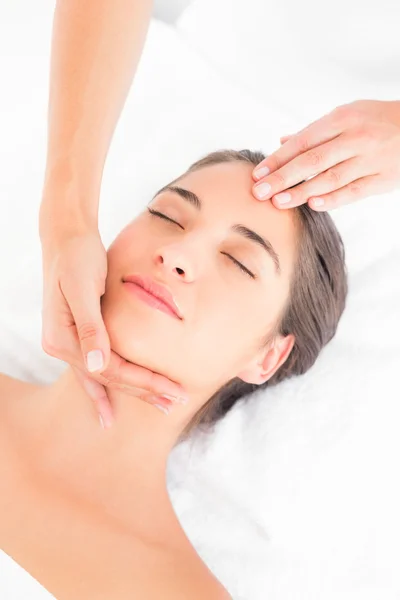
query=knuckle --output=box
[349,181,362,196]
[294,135,310,154]
[325,167,342,185]
[41,335,59,357]
[352,126,376,149]
[331,104,347,119]
[306,149,324,168]
[333,103,363,128]
[271,170,287,188]
[76,322,98,342]
[41,334,74,365]
[331,104,352,125]
[267,154,282,172]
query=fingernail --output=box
[313,197,325,207]
[86,349,104,373]
[254,182,272,200]
[161,394,188,405]
[154,403,170,415]
[253,166,270,180]
[99,414,105,429]
[274,192,292,204]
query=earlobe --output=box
[237,334,295,386]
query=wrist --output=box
[39,192,99,245]
[40,163,100,228]
[42,157,102,216]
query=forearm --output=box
[41,0,153,226]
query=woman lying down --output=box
[0,149,348,599]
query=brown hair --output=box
[173,149,348,442]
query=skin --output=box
[252,99,400,210]
[0,161,296,599]
[39,0,163,427]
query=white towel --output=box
[0,4,399,599]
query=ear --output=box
[236,334,295,385]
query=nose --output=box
[154,242,196,282]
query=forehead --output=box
[168,162,298,275]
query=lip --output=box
[122,274,183,320]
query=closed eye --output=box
[221,252,255,279]
[147,207,184,229]
[148,207,255,279]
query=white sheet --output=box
[0,3,400,599]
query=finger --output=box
[307,173,382,211]
[84,378,181,419]
[62,278,111,375]
[254,135,355,204]
[72,364,180,428]
[91,350,189,401]
[271,155,362,209]
[41,279,80,363]
[41,283,104,375]
[82,377,114,428]
[71,365,114,428]
[280,134,293,144]
[251,109,347,194]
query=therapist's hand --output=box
[39,210,188,428]
[251,99,400,210]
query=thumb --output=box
[65,280,111,374]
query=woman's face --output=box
[102,161,297,397]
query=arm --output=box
[40,0,153,231]
[36,0,189,426]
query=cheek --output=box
[188,286,267,363]
[106,221,152,274]
[106,230,131,273]
[190,282,284,371]
[100,284,187,382]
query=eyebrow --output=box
[152,184,282,275]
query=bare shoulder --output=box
[0,373,42,446]
[123,534,232,600]
[167,536,232,599]
[148,566,232,600]
[217,586,233,599]
[155,552,231,599]
[0,371,19,391]
[0,372,42,397]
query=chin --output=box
[100,292,182,383]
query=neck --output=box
[13,366,206,539]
